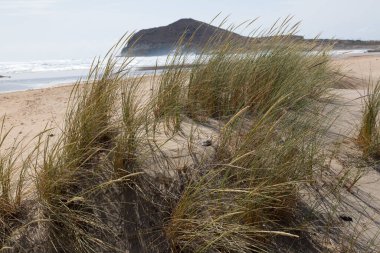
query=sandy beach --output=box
[0,84,72,148]
[1,54,380,142]
[334,53,380,80]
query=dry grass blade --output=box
[358,79,380,158]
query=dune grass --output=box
[165,113,324,252]
[358,79,380,158]
[151,23,337,124]
[0,19,377,253]
[163,85,329,252]
[140,21,342,253]
[0,118,29,250]
[33,40,135,252]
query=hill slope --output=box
[121,18,245,56]
[121,18,380,57]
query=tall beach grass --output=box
[0,18,377,252]
[358,79,380,158]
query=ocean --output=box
[0,49,370,93]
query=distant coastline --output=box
[121,18,380,57]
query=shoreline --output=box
[1,52,380,94]
[0,81,75,94]
[0,53,378,96]
[0,53,379,141]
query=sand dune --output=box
[1,53,380,248]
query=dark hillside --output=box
[121,18,245,56]
[121,18,380,56]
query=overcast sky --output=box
[1,0,379,61]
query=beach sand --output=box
[334,53,380,80]
[2,53,380,142]
[0,85,72,149]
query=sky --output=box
[1,0,379,61]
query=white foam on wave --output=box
[0,59,94,74]
[129,54,200,67]
[0,49,373,93]
[330,49,369,56]
[0,54,203,75]
[0,49,370,75]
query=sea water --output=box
[0,49,371,93]
[0,55,202,93]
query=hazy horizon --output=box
[1,0,379,61]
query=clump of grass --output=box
[114,76,145,174]
[159,22,331,148]
[186,36,335,121]
[151,19,338,126]
[0,118,28,249]
[152,52,190,133]
[165,97,328,252]
[34,39,133,252]
[358,79,380,158]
